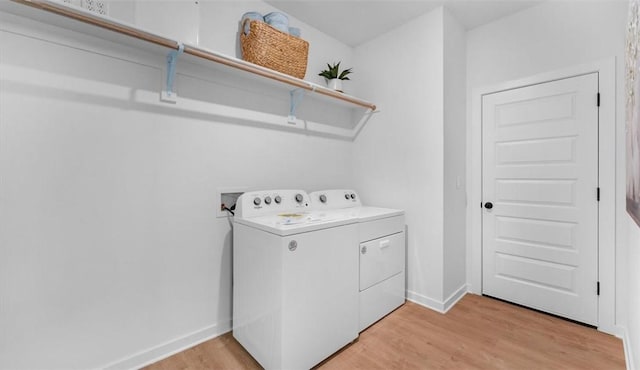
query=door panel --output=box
[495,179,576,205]
[482,73,598,326]
[494,253,576,291]
[495,137,577,165]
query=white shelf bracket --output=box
[288,88,306,124]
[160,43,184,103]
[352,109,379,139]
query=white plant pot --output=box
[327,79,343,92]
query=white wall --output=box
[442,8,467,301]
[353,7,467,310]
[0,1,356,368]
[466,0,630,355]
[353,8,446,306]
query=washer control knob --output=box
[295,193,304,203]
[264,196,272,205]
[253,197,261,206]
[361,246,367,254]
[288,240,297,251]
[319,194,327,203]
[274,195,282,204]
[344,194,350,200]
[350,193,356,199]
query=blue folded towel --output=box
[241,11,263,35]
[264,12,289,33]
[288,27,301,37]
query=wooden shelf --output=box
[6,0,376,112]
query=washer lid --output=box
[234,211,357,236]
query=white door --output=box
[482,73,599,326]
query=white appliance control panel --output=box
[310,189,362,209]
[235,189,311,218]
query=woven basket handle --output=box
[241,18,253,36]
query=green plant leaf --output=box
[319,61,352,80]
[339,68,352,80]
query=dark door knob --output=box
[484,202,493,209]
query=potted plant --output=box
[318,62,352,92]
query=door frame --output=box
[467,58,617,335]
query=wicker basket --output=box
[240,19,309,79]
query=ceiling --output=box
[264,1,544,47]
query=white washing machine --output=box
[233,189,359,370]
[310,189,406,331]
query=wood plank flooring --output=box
[145,294,625,370]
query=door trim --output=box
[467,58,618,335]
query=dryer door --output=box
[360,232,404,291]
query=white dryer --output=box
[233,190,359,370]
[310,189,406,331]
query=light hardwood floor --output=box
[145,294,625,369]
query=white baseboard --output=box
[443,284,468,313]
[407,290,446,313]
[102,320,232,370]
[407,284,468,314]
[622,326,636,370]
